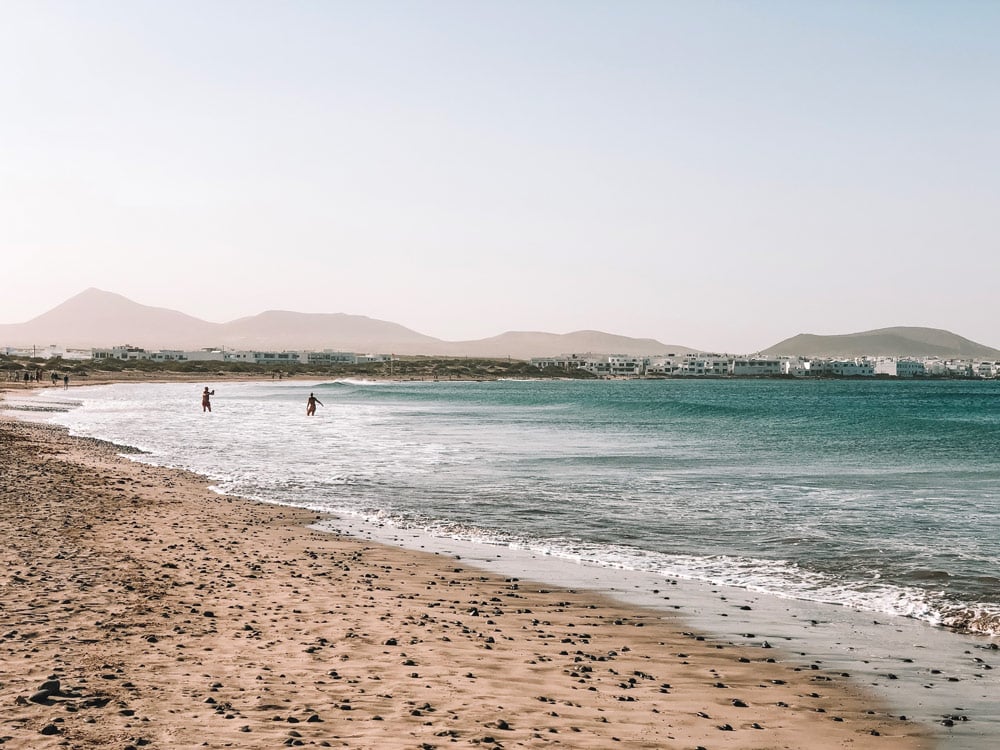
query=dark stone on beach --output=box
[39,725,60,736]
[39,679,61,694]
[28,690,52,704]
[731,699,748,707]
[383,638,397,646]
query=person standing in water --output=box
[202,387,215,412]
[306,392,323,416]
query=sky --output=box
[1,0,998,353]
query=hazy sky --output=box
[2,1,997,352]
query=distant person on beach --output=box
[201,387,215,412]
[63,374,69,389]
[306,392,323,416]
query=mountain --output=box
[762,327,1000,359]
[0,288,218,349]
[445,331,696,360]
[0,288,689,359]
[218,311,441,353]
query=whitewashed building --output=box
[780,358,811,377]
[731,358,782,376]
[92,346,151,360]
[226,351,304,365]
[808,358,875,377]
[976,361,998,378]
[874,358,925,378]
[306,351,360,365]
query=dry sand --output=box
[0,415,933,749]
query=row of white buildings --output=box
[85,346,393,366]
[529,353,1000,379]
[4,344,998,379]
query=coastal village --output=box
[2,343,999,379]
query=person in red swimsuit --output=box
[201,387,215,412]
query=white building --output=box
[306,351,359,365]
[92,346,150,360]
[677,356,730,376]
[225,351,305,365]
[780,358,811,377]
[731,358,782,376]
[606,356,647,376]
[829,359,875,377]
[646,356,682,376]
[874,358,925,378]
[976,361,998,379]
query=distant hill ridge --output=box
[3,290,998,360]
[0,288,693,359]
[763,327,1000,359]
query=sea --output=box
[13,377,1000,746]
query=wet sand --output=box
[0,416,932,749]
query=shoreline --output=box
[0,414,933,749]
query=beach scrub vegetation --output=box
[0,355,592,381]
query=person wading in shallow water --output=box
[306,392,323,416]
[201,387,215,413]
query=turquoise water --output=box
[30,377,1000,636]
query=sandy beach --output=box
[0,411,933,749]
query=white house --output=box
[731,358,782,376]
[829,359,875,377]
[307,351,359,365]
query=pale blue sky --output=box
[2,1,997,352]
